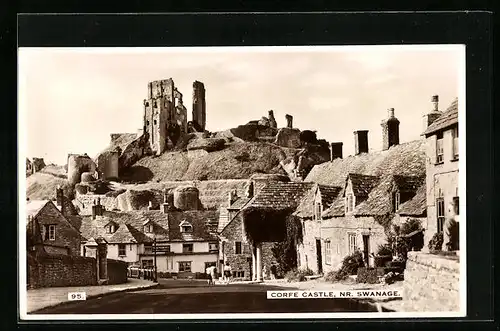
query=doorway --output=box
[362,235,370,267]
[315,239,323,274]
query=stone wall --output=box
[274,128,302,148]
[74,194,119,215]
[107,258,128,285]
[402,251,460,312]
[28,253,97,289]
[297,219,321,273]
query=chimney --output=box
[423,94,443,131]
[285,114,293,129]
[56,186,66,216]
[354,130,369,155]
[330,142,343,161]
[96,197,104,216]
[245,181,255,199]
[92,200,96,220]
[381,108,400,150]
[228,190,237,206]
[162,202,170,213]
[432,95,439,111]
[268,110,277,128]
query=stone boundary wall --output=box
[107,259,128,285]
[28,253,97,289]
[402,251,460,312]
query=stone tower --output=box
[192,81,206,131]
[381,108,400,150]
[143,79,187,155]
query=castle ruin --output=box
[143,78,206,155]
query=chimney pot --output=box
[432,95,439,111]
[388,108,395,118]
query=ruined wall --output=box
[74,194,119,215]
[402,252,461,312]
[95,150,119,180]
[67,154,97,185]
[274,128,302,148]
[192,81,206,131]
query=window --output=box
[325,240,332,265]
[436,132,444,163]
[46,225,56,241]
[153,120,157,125]
[182,243,193,253]
[153,100,157,107]
[129,244,133,251]
[348,233,357,254]
[181,225,193,233]
[315,202,322,220]
[142,259,153,268]
[436,197,445,233]
[234,241,242,254]
[346,194,354,213]
[144,224,154,233]
[107,224,115,234]
[393,191,401,212]
[144,243,153,254]
[209,243,218,252]
[178,261,191,272]
[118,244,126,256]
[146,120,150,126]
[452,127,459,159]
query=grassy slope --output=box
[121,142,298,183]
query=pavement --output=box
[30,279,382,315]
[26,278,158,313]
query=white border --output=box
[18,44,466,320]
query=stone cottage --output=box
[422,96,459,250]
[219,176,313,281]
[303,108,427,274]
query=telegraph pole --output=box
[153,237,158,282]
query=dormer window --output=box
[143,223,154,233]
[314,202,322,220]
[180,220,193,233]
[345,193,354,213]
[452,126,459,160]
[107,224,116,234]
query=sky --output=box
[18,46,463,165]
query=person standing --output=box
[206,265,213,286]
[223,262,232,284]
[210,266,217,286]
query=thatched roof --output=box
[423,98,458,136]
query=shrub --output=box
[327,251,365,282]
[445,219,460,251]
[284,268,313,282]
[356,267,381,284]
[428,232,444,251]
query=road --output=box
[32,279,380,314]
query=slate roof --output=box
[397,184,427,216]
[245,182,315,211]
[423,98,458,136]
[347,174,380,197]
[293,184,342,219]
[306,139,426,187]
[228,197,252,210]
[306,139,426,218]
[79,210,218,243]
